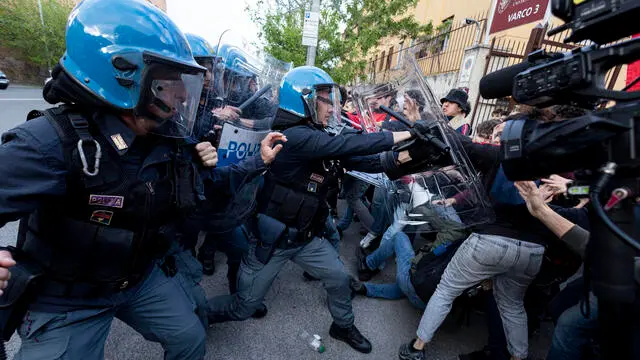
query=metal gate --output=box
[470,24,624,132]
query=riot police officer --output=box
[206,66,423,354]
[181,33,273,319]
[0,1,284,358]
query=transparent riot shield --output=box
[352,50,494,233]
[210,30,292,167]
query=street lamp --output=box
[464,17,482,46]
[215,28,232,57]
[37,0,52,75]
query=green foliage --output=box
[249,0,433,84]
[0,0,74,68]
[415,17,452,56]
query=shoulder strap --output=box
[40,106,101,177]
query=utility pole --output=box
[303,0,320,66]
[37,0,52,73]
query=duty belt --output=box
[39,271,148,298]
[277,226,317,249]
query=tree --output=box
[0,0,74,68]
[248,0,433,84]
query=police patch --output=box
[90,210,113,225]
[310,173,325,183]
[89,195,124,208]
[111,134,128,151]
[307,182,318,193]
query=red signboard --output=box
[489,0,549,35]
[626,34,640,91]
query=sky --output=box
[166,0,261,49]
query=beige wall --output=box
[370,0,627,89]
[147,0,167,11]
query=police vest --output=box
[17,106,199,294]
[258,161,331,243]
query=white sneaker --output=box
[359,232,378,248]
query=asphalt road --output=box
[0,86,554,359]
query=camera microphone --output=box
[479,61,531,99]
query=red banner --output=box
[489,0,549,35]
[626,34,640,92]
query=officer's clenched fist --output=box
[0,250,15,296]
[260,132,287,165]
[196,142,218,167]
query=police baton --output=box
[340,115,362,130]
[238,84,272,112]
[379,105,450,153]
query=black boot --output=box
[329,322,372,354]
[398,339,425,360]
[303,271,320,281]
[357,248,379,281]
[198,251,215,276]
[251,303,268,319]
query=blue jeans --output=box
[547,293,598,360]
[369,186,390,235]
[15,262,206,360]
[416,234,544,359]
[336,177,372,231]
[364,232,425,309]
[336,206,353,232]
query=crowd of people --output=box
[0,1,620,360]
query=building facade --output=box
[367,0,626,129]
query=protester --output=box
[397,109,564,360]
[474,119,502,144]
[441,88,471,135]
[491,108,510,121]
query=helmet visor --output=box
[143,67,204,138]
[304,84,341,129]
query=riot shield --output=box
[352,50,493,233]
[211,30,292,167]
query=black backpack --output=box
[410,239,464,303]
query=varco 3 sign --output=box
[489,0,549,34]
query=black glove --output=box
[409,120,432,139]
[410,120,450,154]
[380,149,444,180]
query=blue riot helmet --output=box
[223,47,258,105]
[185,33,216,77]
[278,66,341,129]
[60,0,206,138]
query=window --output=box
[434,16,454,53]
[386,46,394,70]
[379,51,386,71]
[396,42,404,67]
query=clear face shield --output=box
[352,50,494,233]
[304,84,341,130]
[138,57,205,138]
[353,52,449,133]
[225,59,256,106]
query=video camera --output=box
[479,2,640,358]
[480,0,640,181]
